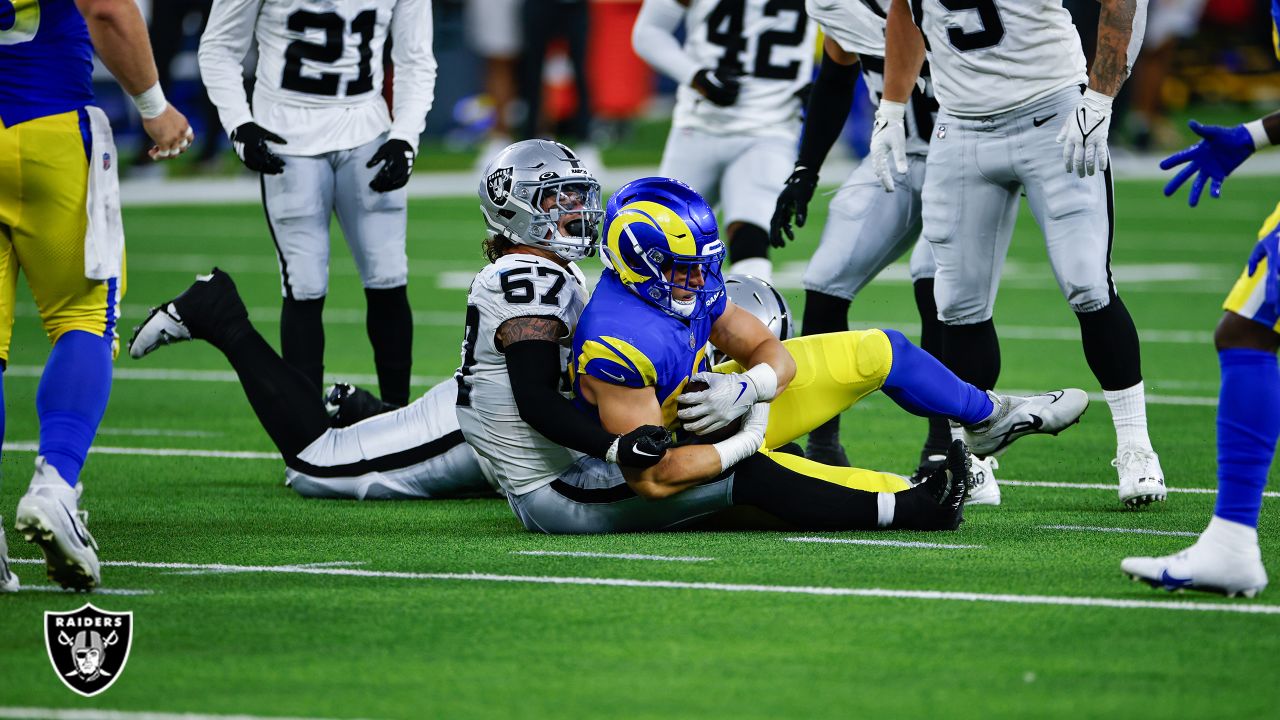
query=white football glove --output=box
[1057,89,1114,177]
[869,100,909,192]
[676,365,779,436]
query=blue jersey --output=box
[0,0,94,127]
[572,269,727,429]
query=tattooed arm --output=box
[1090,0,1148,96]
[498,316,669,467]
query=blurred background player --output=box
[0,0,193,592]
[769,0,979,497]
[465,0,523,163]
[1123,52,1280,596]
[875,0,1165,509]
[517,0,597,166]
[631,0,816,282]
[198,0,437,407]
[1126,0,1209,151]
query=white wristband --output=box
[1245,119,1271,151]
[877,100,906,121]
[712,430,763,474]
[131,83,168,120]
[604,437,620,464]
[744,363,779,403]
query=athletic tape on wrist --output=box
[1245,119,1271,151]
[131,83,168,120]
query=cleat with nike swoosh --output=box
[1122,534,1267,599]
[963,389,1089,457]
[15,457,100,591]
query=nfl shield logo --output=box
[44,603,134,697]
[936,125,947,140]
[486,166,514,207]
[102,152,111,171]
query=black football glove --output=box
[691,68,742,107]
[230,122,286,174]
[367,139,415,193]
[606,424,671,469]
[769,165,819,247]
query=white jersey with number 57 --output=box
[199,0,436,156]
[676,0,817,137]
[908,0,1086,117]
[455,254,589,497]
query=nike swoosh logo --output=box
[1032,113,1057,127]
[599,370,626,383]
[733,382,748,404]
[1160,569,1193,588]
[632,447,659,458]
[61,506,90,547]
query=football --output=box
[675,378,743,444]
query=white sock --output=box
[1203,515,1261,553]
[876,492,896,528]
[728,257,772,282]
[1102,381,1152,451]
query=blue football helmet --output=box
[601,177,726,319]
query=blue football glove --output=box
[1160,120,1256,207]
[1247,223,1280,313]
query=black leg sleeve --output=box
[730,453,881,530]
[1075,293,1143,391]
[914,279,953,452]
[365,285,413,406]
[728,223,770,264]
[280,296,326,392]
[941,319,1001,391]
[802,290,852,444]
[211,322,331,461]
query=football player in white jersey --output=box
[631,0,816,281]
[198,0,436,409]
[125,141,669,501]
[769,0,1004,503]
[873,0,1165,508]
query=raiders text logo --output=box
[486,166,514,207]
[44,603,134,697]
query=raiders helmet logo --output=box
[486,166,514,207]
[44,604,134,697]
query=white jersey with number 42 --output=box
[909,0,1086,117]
[454,254,589,497]
[676,0,817,137]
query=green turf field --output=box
[2,178,1279,719]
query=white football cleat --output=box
[965,454,1001,506]
[0,520,19,592]
[128,301,191,359]
[964,389,1089,457]
[1122,529,1267,598]
[1114,444,1167,509]
[15,457,100,591]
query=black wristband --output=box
[796,52,859,171]
[504,339,615,459]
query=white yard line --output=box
[3,443,279,460]
[512,551,713,562]
[97,428,220,438]
[0,708,377,720]
[15,558,1275,615]
[998,479,1280,499]
[12,586,154,596]
[786,537,983,550]
[1037,524,1201,538]
[2,365,446,388]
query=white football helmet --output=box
[710,274,794,366]
[478,139,603,262]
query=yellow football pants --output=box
[0,110,124,363]
[717,330,911,493]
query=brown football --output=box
[675,378,744,444]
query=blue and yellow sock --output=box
[881,329,993,425]
[36,330,114,488]
[1214,348,1280,528]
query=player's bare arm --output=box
[870,0,925,190]
[75,0,192,160]
[707,303,796,394]
[1091,0,1145,97]
[582,375,726,499]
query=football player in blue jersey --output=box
[1121,5,1280,597]
[514,176,1089,535]
[0,0,193,592]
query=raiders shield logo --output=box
[486,166,514,207]
[44,604,134,697]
